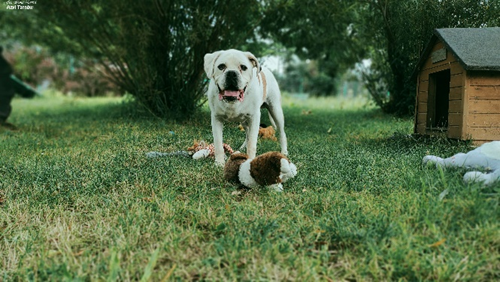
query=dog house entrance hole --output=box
[427,69,450,129]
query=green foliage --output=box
[0,7,84,55]
[6,0,269,118]
[262,0,364,96]
[3,46,121,96]
[1,95,498,280]
[276,59,338,96]
[262,0,500,114]
[2,1,500,116]
[357,0,500,116]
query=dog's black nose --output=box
[224,70,239,90]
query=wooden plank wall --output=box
[415,41,465,138]
[464,71,500,143]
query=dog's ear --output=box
[245,52,261,72]
[204,51,222,79]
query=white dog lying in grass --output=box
[423,141,500,186]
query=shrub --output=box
[4,46,122,96]
[33,0,267,118]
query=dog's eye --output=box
[240,65,248,71]
[217,64,226,71]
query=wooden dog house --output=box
[414,28,500,144]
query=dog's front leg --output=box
[246,112,261,159]
[239,123,248,151]
[211,115,225,166]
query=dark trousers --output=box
[0,74,15,121]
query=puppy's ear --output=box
[204,51,222,79]
[229,152,249,161]
[245,52,261,72]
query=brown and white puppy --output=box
[204,49,288,166]
[224,152,297,192]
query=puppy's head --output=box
[204,49,260,103]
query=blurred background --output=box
[1,0,499,118]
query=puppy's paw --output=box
[423,155,444,167]
[463,171,498,186]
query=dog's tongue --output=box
[224,90,240,98]
[219,90,244,101]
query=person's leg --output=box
[0,75,17,130]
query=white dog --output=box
[204,49,287,165]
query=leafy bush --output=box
[276,58,338,96]
[4,46,121,96]
[30,0,267,118]
[357,0,500,116]
[262,0,500,116]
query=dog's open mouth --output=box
[218,86,246,102]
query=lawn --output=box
[1,93,498,281]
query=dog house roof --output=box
[416,27,500,73]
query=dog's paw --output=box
[215,160,225,167]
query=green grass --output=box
[1,93,498,281]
